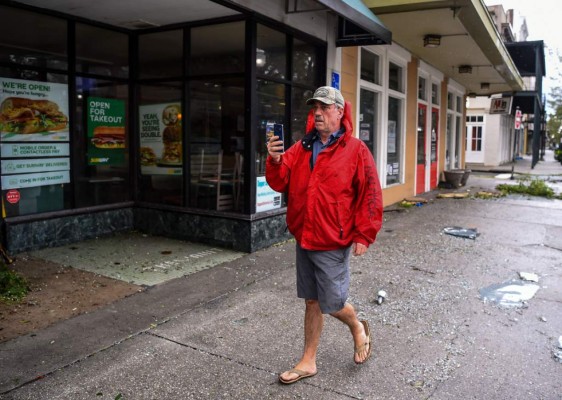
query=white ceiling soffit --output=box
[15,0,241,29]
[366,0,524,96]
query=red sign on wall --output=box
[515,109,522,130]
[6,189,20,204]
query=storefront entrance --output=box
[430,107,439,188]
[416,104,427,194]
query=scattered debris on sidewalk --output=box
[399,197,429,208]
[376,289,387,305]
[437,192,469,199]
[411,265,436,275]
[553,336,562,363]
[518,271,539,282]
[479,279,540,308]
[442,226,479,239]
[474,191,503,199]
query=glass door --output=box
[430,107,439,188]
[416,104,427,194]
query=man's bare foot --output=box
[279,361,317,384]
[353,320,372,364]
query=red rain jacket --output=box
[266,101,383,250]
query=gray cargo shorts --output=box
[295,243,351,314]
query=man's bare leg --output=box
[331,302,370,363]
[279,299,323,381]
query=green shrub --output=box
[496,178,555,198]
[0,262,29,303]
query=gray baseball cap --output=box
[306,86,345,108]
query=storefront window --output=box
[387,96,402,185]
[257,25,286,80]
[431,83,439,105]
[138,83,183,206]
[388,62,403,93]
[0,6,67,71]
[188,78,245,211]
[139,30,183,79]
[359,88,378,156]
[256,80,286,175]
[361,49,380,85]
[76,23,129,78]
[418,77,427,100]
[256,80,286,212]
[292,39,318,85]
[291,86,314,143]
[455,115,462,168]
[446,113,453,167]
[75,78,130,207]
[0,73,71,217]
[191,22,245,76]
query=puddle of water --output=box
[479,279,540,308]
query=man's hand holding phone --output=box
[267,123,285,163]
[267,135,284,163]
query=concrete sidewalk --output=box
[467,149,562,178]
[1,174,562,399]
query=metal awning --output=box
[506,41,546,77]
[287,0,392,46]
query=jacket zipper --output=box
[335,202,344,239]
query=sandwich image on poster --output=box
[159,104,182,166]
[87,97,126,165]
[0,78,70,141]
[91,126,125,149]
[139,102,182,175]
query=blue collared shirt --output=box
[311,128,344,168]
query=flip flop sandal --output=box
[278,368,317,384]
[354,320,372,364]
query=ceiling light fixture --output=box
[256,48,266,67]
[423,33,468,48]
[423,34,441,48]
[458,65,473,74]
[480,82,490,90]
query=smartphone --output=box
[274,123,284,152]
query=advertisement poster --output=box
[139,102,182,175]
[1,143,70,158]
[1,170,70,190]
[87,97,126,165]
[256,176,282,212]
[0,77,69,141]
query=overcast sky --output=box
[484,0,560,109]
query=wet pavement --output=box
[1,154,562,399]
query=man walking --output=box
[266,86,383,384]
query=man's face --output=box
[310,101,343,135]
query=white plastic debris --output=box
[376,290,387,305]
[558,336,562,349]
[519,272,539,282]
[443,226,479,240]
